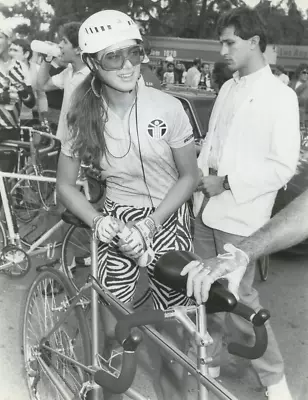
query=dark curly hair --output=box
[217,7,267,53]
[59,21,81,49]
[294,63,308,80]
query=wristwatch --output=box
[223,175,230,190]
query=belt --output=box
[209,168,218,176]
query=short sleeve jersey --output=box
[62,85,194,208]
[51,64,89,142]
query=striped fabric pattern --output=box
[0,60,25,128]
[97,198,194,310]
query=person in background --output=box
[140,36,161,90]
[189,7,299,400]
[36,22,89,143]
[211,61,233,94]
[185,57,201,88]
[9,38,48,126]
[274,65,290,85]
[199,62,212,90]
[290,63,308,127]
[174,61,184,84]
[181,63,188,84]
[163,62,175,84]
[0,25,35,172]
[156,55,174,83]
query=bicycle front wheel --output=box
[23,267,91,400]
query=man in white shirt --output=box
[189,7,299,400]
[185,58,201,88]
[37,22,89,143]
[275,65,290,86]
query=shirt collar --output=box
[233,64,271,85]
[67,63,90,76]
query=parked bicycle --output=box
[0,170,87,277]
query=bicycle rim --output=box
[23,268,91,400]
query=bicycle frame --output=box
[0,170,88,270]
[32,233,239,400]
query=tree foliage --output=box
[0,0,53,40]
[0,0,307,45]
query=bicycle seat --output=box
[61,209,90,229]
[154,251,237,313]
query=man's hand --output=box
[196,175,225,197]
[180,244,249,304]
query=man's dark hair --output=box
[294,63,308,79]
[193,58,201,66]
[11,38,32,60]
[217,7,267,53]
[60,21,81,49]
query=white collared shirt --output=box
[208,65,270,170]
[52,63,89,142]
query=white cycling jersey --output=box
[62,84,194,208]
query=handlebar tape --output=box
[94,310,165,393]
[115,309,165,345]
[227,303,270,359]
[94,350,137,394]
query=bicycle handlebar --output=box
[228,303,270,359]
[94,310,164,393]
[94,303,269,393]
[1,127,60,156]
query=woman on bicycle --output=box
[56,9,198,399]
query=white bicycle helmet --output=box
[79,10,142,54]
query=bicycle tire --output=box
[10,170,65,248]
[61,224,152,309]
[257,255,269,282]
[22,267,91,400]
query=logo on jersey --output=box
[147,119,168,140]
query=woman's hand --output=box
[95,216,124,243]
[118,217,156,259]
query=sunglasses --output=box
[94,45,145,71]
[301,71,308,74]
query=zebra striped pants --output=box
[97,198,194,310]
